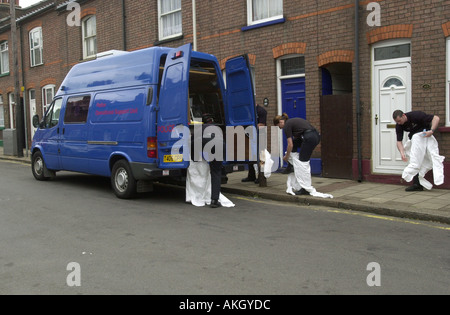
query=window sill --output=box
[438,127,450,133]
[241,18,286,32]
[0,72,9,78]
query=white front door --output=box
[373,62,411,174]
[29,89,37,139]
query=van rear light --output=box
[172,51,184,60]
[147,137,157,158]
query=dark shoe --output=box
[210,199,222,208]
[405,185,423,192]
[282,164,294,174]
[242,177,256,183]
[254,178,260,184]
[295,188,310,196]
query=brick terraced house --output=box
[0,0,449,188]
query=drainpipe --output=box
[355,0,363,182]
[192,0,197,51]
[122,0,127,51]
[19,26,29,157]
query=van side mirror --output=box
[32,114,40,128]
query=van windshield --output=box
[189,60,224,125]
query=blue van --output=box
[31,44,257,198]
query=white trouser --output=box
[286,153,333,199]
[403,133,445,187]
[186,161,235,207]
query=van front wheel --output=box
[111,160,137,199]
[32,151,49,181]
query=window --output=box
[248,0,283,26]
[30,27,43,66]
[42,85,55,116]
[44,98,63,129]
[281,56,305,76]
[82,16,97,59]
[0,41,9,75]
[383,78,404,88]
[374,43,411,61]
[158,0,182,40]
[64,96,90,124]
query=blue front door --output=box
[281,77,306,165]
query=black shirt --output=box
[256,105,267,126]
[396,111,434,141]
[283,118,314,139]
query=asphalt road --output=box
[0,160,449,295]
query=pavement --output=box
[1,147,450,225]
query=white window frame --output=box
[446,38,450,127]
[158,0,182,41]
[82,15,97,59]
[0,41,9,75]
[247,0,283,26]
[30,27,43,67]
[0,95,4,127]
[42,85,55,116]
[8,93,15,129]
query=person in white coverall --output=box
[393,110,445,191]
[274,113,321,196]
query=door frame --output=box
[372,39,412,174]
[29,89,36,140]
[276,54,306,163]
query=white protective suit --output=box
[252,149,275,179]
[186,160,235,207]
[402,133,445,189]
[286,153,333,199]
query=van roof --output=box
[56,46,173,96]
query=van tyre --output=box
[111,160,137,199]
[32,151,50,181]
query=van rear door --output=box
[157,43,192,169]
[225,55,258,162]
[225,55,257,127]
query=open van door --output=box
[157,43,192,169]
[225,55,257,162]
[225,55,256,126]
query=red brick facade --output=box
[0,0,449,187]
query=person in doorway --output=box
[242,104,267,184]
[393,110,444,191]
[273,113,321,195]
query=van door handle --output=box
[375,115,378,125]
[63,128,65,135]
